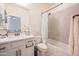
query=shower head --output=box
[48,13,51,16]
[73,14,79,19]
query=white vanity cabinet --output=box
[0,43,21,56]
[0,37,35,56]
[2,48,18,56]
[0,50,12,56]
[22,38,34,56]
[12,39,34,56]
[0,43,12,56]
[21,43,34,56]
[9,45,34,56]
[8,46,24,56]
[10,40,27,56]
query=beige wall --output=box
[26,3,52,36]
[0,4,4,14]
[4,3,52,36]
[4,3,30,32]
[48,3,79,44]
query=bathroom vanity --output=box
[0,35,39,56]
[0,10,36,56]
[0,4,42,56]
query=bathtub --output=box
[46,39,69,56]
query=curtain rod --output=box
[41,3,63,14]
[73,14,79,19]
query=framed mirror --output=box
[7,15,21,33]
[0,14,2,26]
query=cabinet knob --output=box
[16,50,18,56]
[19,49,21,56]
[0,47,6,50]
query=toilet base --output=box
[36,43,48,56]
[38,51,47,56]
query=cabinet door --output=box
[9,48,19,56]
[0,48,18,56]
[20,45,34,56]
[0,51,12,56]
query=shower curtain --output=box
[41,13,48,43]
[69,15,79,56]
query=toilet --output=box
[36,43,47,56]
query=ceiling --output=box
[16,3,55,7]
[16,3,56,12]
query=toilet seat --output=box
[37,43,47,52]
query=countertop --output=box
[0,35,36,44]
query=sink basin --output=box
[0,36,7,39]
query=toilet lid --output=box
[37,43,47,50]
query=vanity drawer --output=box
[12,40,25,48]
[0,43,11,53]
[25,38,34,43]
[25,38,34,48]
